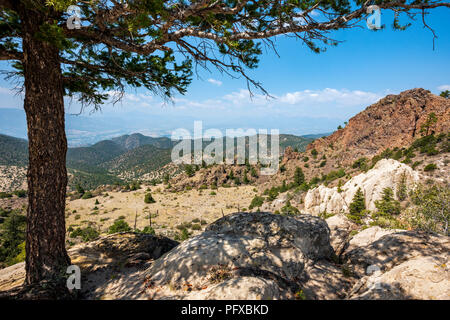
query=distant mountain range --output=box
[0,132,319,190]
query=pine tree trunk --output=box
[21,7,71,287]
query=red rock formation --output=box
[306,88,450,166]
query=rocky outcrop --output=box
[143,212,337,299]
[304,159,420,214]
[345,226,400,253]
[307,88,450,166]
[325,214,358,257]
[0,233,178,299]
[349,256,449,300]
[1,213,448,300]
[343,228,449,299]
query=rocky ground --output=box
[1,211,447,300]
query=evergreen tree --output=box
[375,187,401,215]
[349,188,366,215]
[293,167,305,186]
[184,164,195,177]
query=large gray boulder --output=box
[144,212,335,299]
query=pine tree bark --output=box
[21,6,71,287]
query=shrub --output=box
[319,160,326,167]
[108,219,131,234]
[191,224,201,230]
[95,199,100,205]
[144,193,156,203]
[13,190,27,198]
[280,200,300,216]
[184,164,195,177]
[409,183,449,236]
[70,226,99,242]
[412,161,422,169]
[81,191,93,199]
[396,173,408,201]
[210,191,217,196]
[265,187,280,201]
[424,163,437,172]
[174,228,191,241]
[249,195,264,210]
[0,192,12,199]
[141,226,155,235]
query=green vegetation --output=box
[280,200,300,216]
[420,113,438,136]
[81,191,93,199]
[322,168,346,184]
[396,173,408,201]
[0,210,26,267]
[69,226,99,242]
[347,188,366,224]
[424,163,437,172]
[0,192,12,199]
[369,187,404,229]
[144,193,156,204]
[264,187,280,201]
[13,190,27,198]
[352,157,368,171]
[318,212,335,220]
[139,226,156,235]
[409,184,449,236]
[293,167,305,186]
[108,219,132,234]
[174,228,191,241]
[249,195,264,210]
[375,188,401,216]
[184,164,195,177]
[0,134,28,166]
[440,90,450,98]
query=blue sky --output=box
[0,8,449,146]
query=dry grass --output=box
[65,184,257,241]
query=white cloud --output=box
[0,87,14,95]
[437,85,450,91]
[207,78,223,86]
[279,88,382,106]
